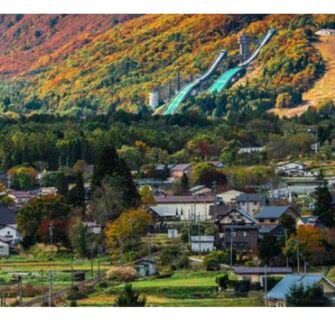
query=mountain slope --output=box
[0,14,334,116]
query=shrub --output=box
[28,243,67,259]
[114,284,146,307]
[203,251,231,271]
[106,266,138,282]
[216,273,229,290]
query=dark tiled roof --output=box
[233,266,292,275]
[255,206,291,219]
[236,193,267,203]
[259,224,282,234]
[209,202,230,217]
[154,195,215,204]
[0,205,16,225]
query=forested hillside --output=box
[0,14,334,116]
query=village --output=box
[1,154,335,307]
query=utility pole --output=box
[49,222,54,245]
[97,259,101,281]
[48,270,53,307]
[264,265,268,306]
[296,240,300,273]
[17,275,23,306]
[230,225,234,268]
[71,256,74,288]
[284,229,289,268]
[198,214,201,255]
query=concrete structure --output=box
[316,29,335,36]
[135,259,157,277]
[191,236,215,253]
[153,195,216,221]
[0,240,9,257]
[239,33,253,60]
[265,274,335,307]
[149,89,160,109]
[233,266,292,286]
[236,193,267,217]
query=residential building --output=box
[216,208,259,251]
[258,224,284,239]
[0,205,16,228]
[217,190,245,204]
[153,195,216,221]
[189,185,212,196]
[265,274,335,307]
[149,206,180,221]
[191,236,215,252]
[255,206,300,225]
[0,225,21,245]
[8,190,33,206]
[297,216,326,229]
[315,29,335,36]
[135,259,157,277]
[276,162,306,177]
[170,163,192,179]
[208,201,230,220]
[0,239,9,257]
[236,193,267,216]
[233,266,292,286]
[238,147,265,154]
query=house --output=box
[153,195,215,221]
[233,266,292,286]
[0,205,16,228]
[189,185,212,196]
[236,193,267,216]
[170,163,192,179]
[276,162,306,177]
[0,225,21,245]
[216,208,259,251]
[39,187,57,196]
[217,190,245,204]
[0,239,9,257]
[209,201,230,220]
[149,206,182,221]
[297,216,326,229]
[238,147,265,154]
[258,224,285,239]
[8,190,33,206]
[255,206,300,225]
[84,222,102,234]
[135,259,157,277]
[191,236,215,253]
[265,274,335,307]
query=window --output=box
[243,232,247,237]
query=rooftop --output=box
[266,274,335,301]
[233,266,292,275]
[236,193,267,203]
[0,205,16,225]
[256,206,292,219]
[154,195,215,204]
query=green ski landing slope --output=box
[207,67,243,94]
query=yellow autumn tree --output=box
[105,208,153,257]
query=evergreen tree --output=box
[56,172,69,198]
[286,284,329,306]
[313,180,335,227]
[92,144,140,209]
[180,173,189,192]
[68,172,85,210]
[114,284,146,307]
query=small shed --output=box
[168,229,178,239]
[135,259,157,277]
[0,240,9,257]
[191,236,214,253]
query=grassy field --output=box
[78,270,264,307]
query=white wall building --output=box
[191,236,215,252]
[0,240,9,257]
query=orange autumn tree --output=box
[288,225,326,264]
[105,208,153,257]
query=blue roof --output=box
[256,206,291,219]
[266,274,328,300]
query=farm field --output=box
[78,271,264,307]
